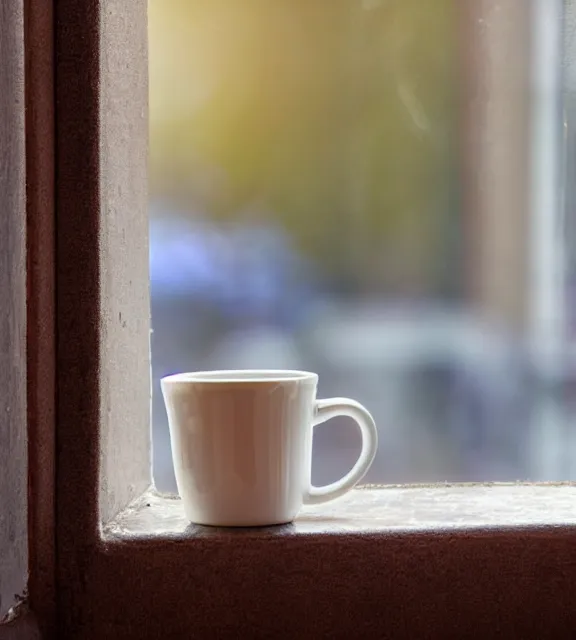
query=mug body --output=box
[161,370,318,526]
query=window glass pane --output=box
[149,0,570,490]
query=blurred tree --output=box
[149,0,457,297]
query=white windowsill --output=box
[102,483,576,541]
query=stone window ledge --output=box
[103,483,576,542]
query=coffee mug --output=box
[161,370,378,527]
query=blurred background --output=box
[149,0,576,491]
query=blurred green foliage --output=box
[150,0,458,295]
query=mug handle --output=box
[303,398,378,505]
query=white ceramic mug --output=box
[161,370,378,527]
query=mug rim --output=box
[161,370,319,384]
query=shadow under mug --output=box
[161,370,378,527]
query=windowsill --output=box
[103,483,576,542]
[92,483,576,638]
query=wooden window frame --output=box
[2,0,576,638]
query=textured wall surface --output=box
[98,0,151,525]
[0,0,27,623]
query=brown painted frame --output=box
[2,0,576,638]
